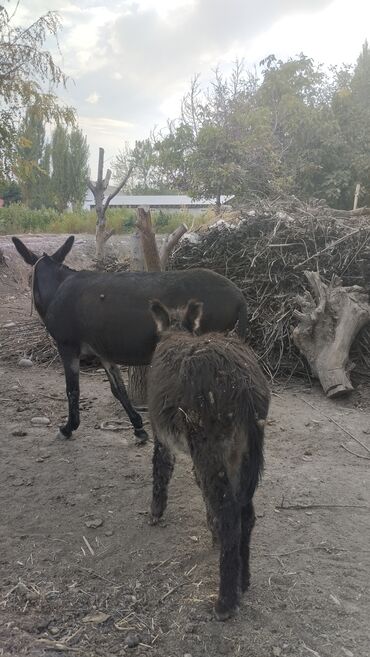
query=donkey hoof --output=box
[214,601,239,622]
[148,514,160,526]
[56,428,72,440]
[134,428,149,444]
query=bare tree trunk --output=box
[293,271,370,398]
[88,147,133,262]
[136,206,162,272]
[127,207,188,405]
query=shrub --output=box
[0,204,208,236]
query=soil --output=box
[0,235,369,657]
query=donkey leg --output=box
[150,435,175,524]
[101,361,148,444]
[240,500,256,593]
[215,489,241,620]
[193,452,241,620]
[58,346,80,439]
[193,466,219,545]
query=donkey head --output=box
[150,299,204,337]
[12,235,75,266]
[12,236,75,317]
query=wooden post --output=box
[353,183,361,210]
[136,206,162,271]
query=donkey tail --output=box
[236,299,248,340]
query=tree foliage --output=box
[0,4,75,181]
[113,138,173,194]
[153,46,370,209]
[15,117,89,211]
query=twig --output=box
[293,229,361,269]
[151,557,173,573]
[36,639,79,652]
[265,543,347,557]
[277,502,369,510]
[77,566,117,584]
[302,643,322,657]
[82,535,95,556]
[299,397,370,455]
[341,444,370,460]
[161,581,189,602]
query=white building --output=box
[83,190,230,214]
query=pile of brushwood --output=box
[0,319,58,364]
[170,197,370,381]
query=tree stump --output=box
[292,271,370,397]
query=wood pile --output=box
[170,197,370,382]
[0,318,58,363]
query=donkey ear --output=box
[12,237,39,266]
[150,299,170,334]
[183,299,203,333]
[51,235,75,263]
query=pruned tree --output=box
[88,147,133,261]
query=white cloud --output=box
[85,92,100,104]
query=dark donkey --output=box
[12,235,248,443]
[148,300,270,620]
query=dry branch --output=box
[160,223,188,268]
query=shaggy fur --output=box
[148,301,270,620]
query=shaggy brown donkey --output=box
[148,300,270,620]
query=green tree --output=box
[0,4,75,181]
[113,138,169,194]
[154,47,370,209]
[68,127,89,209]
[0,179,21,204]
[332,41,370,207]
[157,64,280,208]
[49,124,89,211]
[17,105,48,207]
[51,125,70,212]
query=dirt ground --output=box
[0,235,369,657]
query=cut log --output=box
[136,206,162,272]
[292,271,370,397]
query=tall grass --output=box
[0,204,207,235]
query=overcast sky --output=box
[15,0,370,174]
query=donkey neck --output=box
[32,257,74,318]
